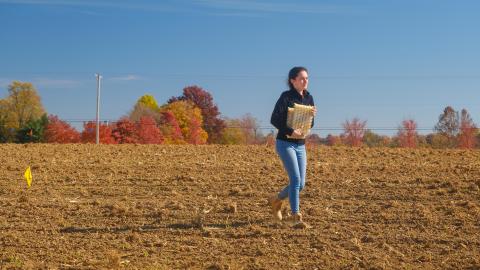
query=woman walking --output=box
[269,66,316,226]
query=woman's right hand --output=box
[291,129,304,138]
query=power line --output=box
[3,72,480,80]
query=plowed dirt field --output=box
[1,144,479,269]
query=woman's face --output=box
[290,70,308,92]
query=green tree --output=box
[16,114,48,143]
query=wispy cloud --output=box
[193,0,350,15]
[0,0,181,12]
[0,0,352,15]
[32,78,79,88]
[0,77,79,90]
[108,75,142,82]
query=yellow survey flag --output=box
[24,166,32,188]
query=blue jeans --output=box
[275,139,307,214]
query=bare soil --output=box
[0,144,479,269]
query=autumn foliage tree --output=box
[2,81,46,129]
[129,95,162,124]
[111,116,164,144]
[0,81,46,142]
[44,115,81,143]
[161,100,208,144]
[136,116,163,144]
[169,86,225,143]
[112,118,139,144]
[342,118,367,147]
[187,117,203,144]
[137,94,159,111]
[458,109,477,149]
[81,122,116,144]
[397,119,418,148]
[159,111,184,144]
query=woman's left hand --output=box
[312,106,317,117]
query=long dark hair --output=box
[287,66,308,89]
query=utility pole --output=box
[95,73,102,145]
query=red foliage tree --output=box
[112,118,139,144]
[81,121,116,144]
[458,109,477,149]
[136,116,163,144]
[169,85,226,143]
[44,115,80,143]
[342,118,367,147]
[397,119,418,148]
[187,117,203,145]
[159,111,184,144]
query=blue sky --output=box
[1,0,479,136]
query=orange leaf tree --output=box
[161,100,207,144]
[169,86,225,143]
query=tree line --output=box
[312,107,478,149]
[0,80,478,148]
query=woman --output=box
[269,66,316,225]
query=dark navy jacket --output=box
[270,88,315,144]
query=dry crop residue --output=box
[0,144,479,269]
